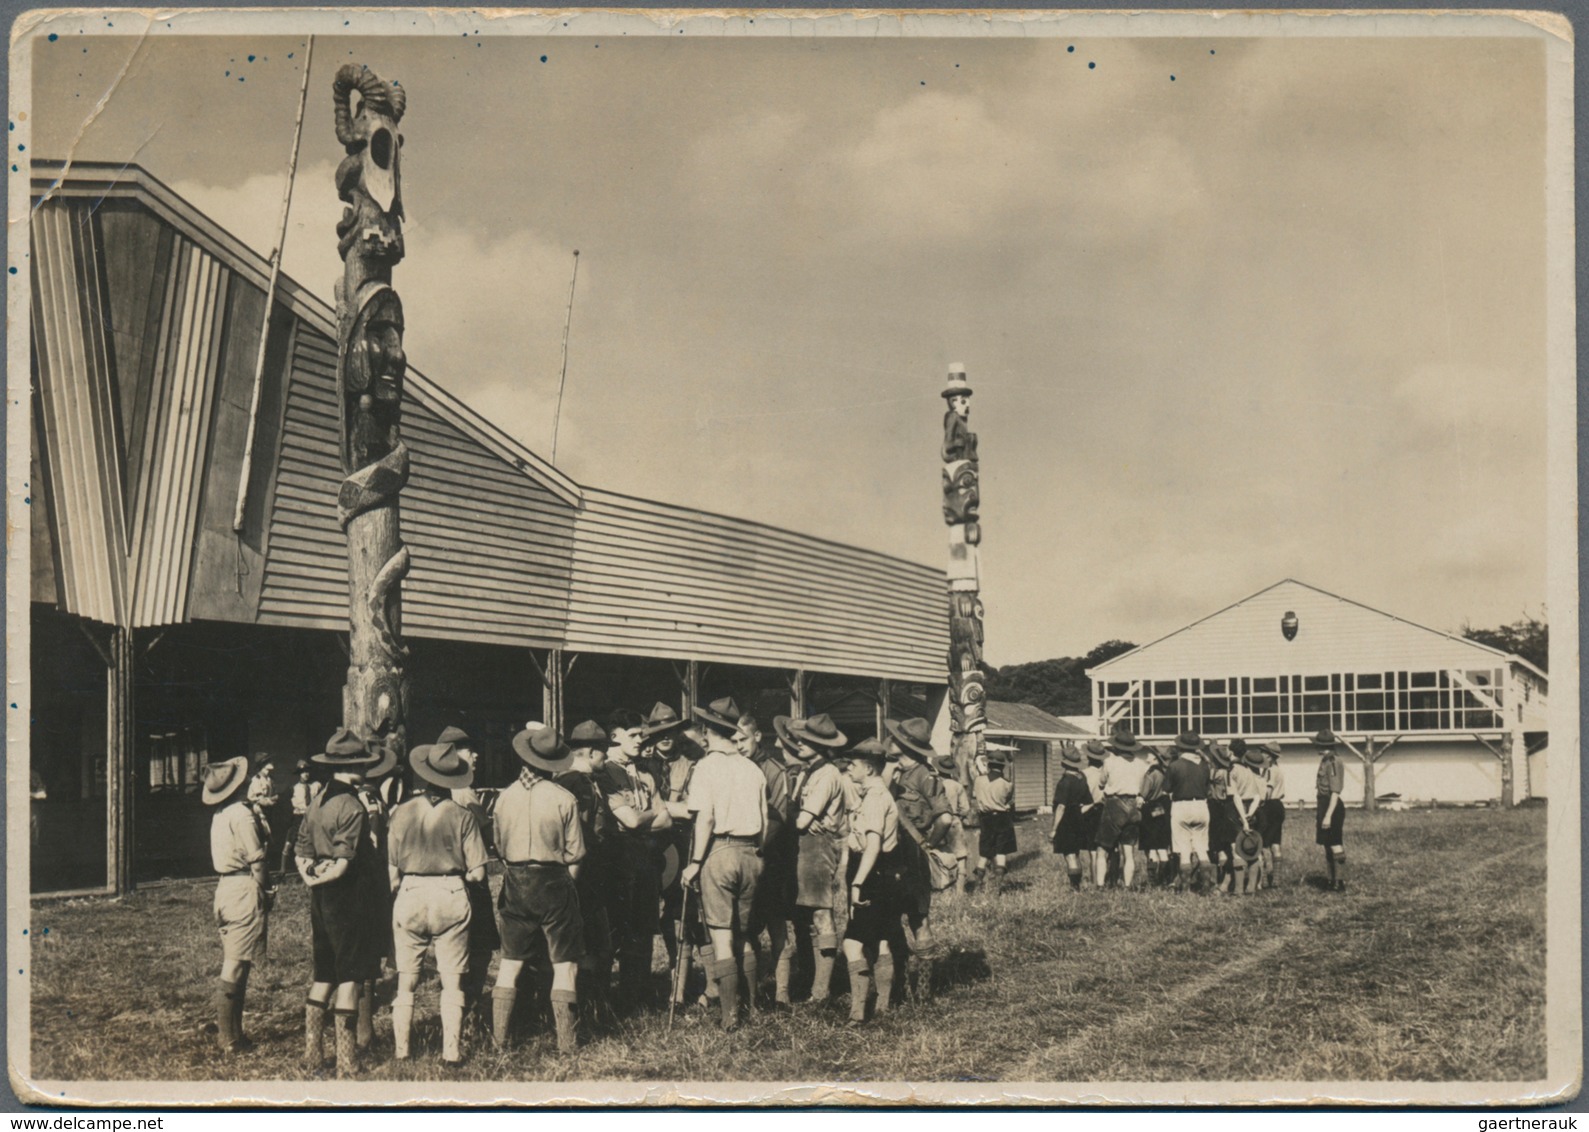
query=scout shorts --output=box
[1095,795,1140,851]
[1315,797,1345,847]
[978,810,1017,858]
[392,874,472,977]
[1051,809,1090,856]
[465,875,501,952]
[498,863,586,965]
[1258,798,1286,846]
[214,874,267,964]
[1140,801,1173,852]
[750,837,797,931]
[311,874,381,984]
[1170,799,1210,858]
[843,848,903,947]
[796,829,841,910]
[699,840,764,933]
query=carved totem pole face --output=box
[948,393,971,420]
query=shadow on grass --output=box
[929,946,992,994]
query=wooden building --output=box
[1086,579,1548,809]
[26,162,948,894]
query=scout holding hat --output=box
[1093,730,1148,889]
[837,738,904,1025]
[1228,740,1270,895]
[205,756,275,1053]
[1314,729,1347,893]
[1257,741,1286,888]
[296,728,385,1076]
[385,730,489,1064]
[1049,743,1094,891]
[787,713,849,1005]
[492,726,587,1053]
[680,697,769,1031]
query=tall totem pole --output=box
[332,64,411,761]
[941,364,986,785]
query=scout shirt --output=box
[795,759,849,838]
[1316,753,1344,800]
[601,756,660,825]
[387,793,489,877]
[1266,761,1287,801]
[493,772,586,866]
[1228,764,1267,823]
[296,778,369,866]
[1083,763,1105,805]
[212,799,267,876]
[846,776,900,855]
[1050,768,1092,816]
[972,773,1014,814]
[1098,753,1149,798]
[1163,752,1211,800]
[941,774,972,824]
[894,762,950,839]
[753,751,792,843]
[686,750,768,840]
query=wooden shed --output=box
[984,701,1093,812]
[25,162,949,893]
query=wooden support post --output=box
[1337,735,1376,811]
[682,659,700,721]
[1471,732,1512,807]
[876,678,891,738]
[106,626,134,895]
[789,669,807,717]
[538,648,565,736]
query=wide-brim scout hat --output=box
[365,741,399,781]
[568,719,610,750]
[409,738,475,791]
[513,725,572,773]
[659,842,681,892]
[1085,739,1108,763]
[312,727,382,769]
[1107,730,1141,756]
[1261,740,1283,759]
[772,715,803,753]
[1061,746,1087,771]
[201,756,252,806]
[1206,743,1233,769]
[884,717,937,761]
[843,737,890,764]
[694,696,743,737]
[1312,729,1339,749]
[941,366,973,400]
[1176,731,1202,753]
[1242,747,1267,771]
[789,713,848,750]
[935,754,959,775]
[641,702,686,741]
[1233,827,1263,862]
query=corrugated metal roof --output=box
[986,700,1088,737]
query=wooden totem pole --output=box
[941,364,986,786]
[332,64,411,762]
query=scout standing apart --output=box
[1048,745,1093,890]
[492,727,587,1053]
[681,698,769,1031]
[744,713,796,1007]
[387,734,489,1063]
[558,720,619,1025]
[1314,730,1347,893]
[296,729,385,1077]
[971,752,1016,892]
[838,739,903,1025]
[205,757,275,1052]
[1258,742,1286,887]
[1163,733,1213,892]
[603,707,673,1010]
[1138,746,1173,885]
[937,755,973,894]
[1204,741,1238,893]
[788,713,850,1004]
[1228,742,1269,895]
[1082,739,1108,885]
[885,717,951,955]
[1094,730,1148,888]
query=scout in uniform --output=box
[441,727,501,1029]
[1259,741,1286,888]
[282,759,321,877]
[744,713,796,1008]
[1314,729,1347,893]
[492,726,587,1053]
[1138,745,1173,885]
[1163,733,1213,892]
[296,728,385,1077]
[559,720,619,1024]
[1081,739,1108,885]
[205,756,275,1053]
[681,697,768,1031]
[1048,744,1093,890]
[352,740,400,1051]
[837,738,903,1025]
[1228,742,1269,895]
[766,715,811,1004]
[387,733,489,1064]
[788,713,850,1004]
[1205,740,1238,893]
[1094,730,1147,889]
[971,751,1017,891]
[884,717,951,954]
[937,755,973,894]
[603,706,674,1010]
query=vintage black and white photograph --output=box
[7,8,1578,1107]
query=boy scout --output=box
[387,732,489,1064]
[1048,745,1093,890]
[1082,739,1108,885]
[493,726,587,1053]
[1228,742,1269,896]
[937,755,972,894]
[1314,729,1347,893]
[972,752,1017,892]
[1094,730,1147,889]
[837,738,902,1025]
[788,713,849,1004]
[296,728,385,1077]
[559,720,619,1024]
[205,756,274,1053]
[744,713,796,1008]
[1259,741,1286,887]
[885,717,951,953]
[681,697,768,1031]
[441,727,499,1029]
[603,707,674,1010]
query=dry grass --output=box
[25,806,1546,1084]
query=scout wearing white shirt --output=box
[204,757,273,1054]
[1095,731,1148,889]
[681,697,768,1031]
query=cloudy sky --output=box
[30,19,1551,663]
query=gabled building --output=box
[1085,579,1546,808]
[26,162,949,894]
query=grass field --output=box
[25,806,1546,1085]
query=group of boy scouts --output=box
[1047,727,1347,897]
[201,695,1036,1074]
